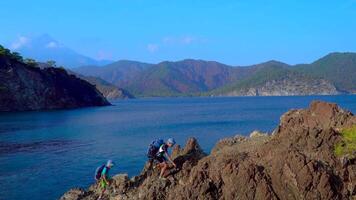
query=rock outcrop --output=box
[61,101,355,200]
[224,78,339,96]
[71,75,134,100]
[0,54,110,112]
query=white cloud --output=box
[10,36,29,50]
[182,36,195,44]
[162,37,174,44]
[162,36,196,45]
[45,41,59,48]
[147,44,159,53]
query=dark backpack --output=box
[94,164,107,180]
[147,139,164,159]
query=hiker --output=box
[95,160,115,200]
[147,138,177,179]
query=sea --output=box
[0,95,355,200]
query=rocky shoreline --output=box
[61,101,355,200]
[221,78,339,97]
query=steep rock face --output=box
[0,55,110,112]
[62,101,355,200]
[224,78,338,96]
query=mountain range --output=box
[73,52,356,97]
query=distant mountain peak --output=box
[259,60,289,66]
[312,51,356,66]
[9,34,112,68]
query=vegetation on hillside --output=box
[3,44,356,97]
[73,53,356,97]
[0,45,24,62]
[0,45,67,70]
[209,65,288,94]
[334,126,356,158]
[124,60,241,97]
[295,52,356,93]
[208,63,321,96]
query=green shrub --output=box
[46,60,56,67]
[10,52,24,62]
[334,126,356,158]
[24,58,38,68]
[0,45,11,56]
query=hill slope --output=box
[295,52,356,93]
[73,52,356,97]
[73,60,152,86]
[39,64,134,100]
[123,59,243,97]
[0,48,110,112]
[79,76,134,100]
[211,63,339,96]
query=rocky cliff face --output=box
[0,55,110,112]
[224,78,339,96]
[73,75,134,100]
[61,101,355,200]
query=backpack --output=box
[147,139,164,159]
[94,164,107,180]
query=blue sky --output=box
[0,0,355,65]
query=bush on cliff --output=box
[334,125,356,158]
[10,52,24,62]
[0,45,12,57]
[24,58,38,68]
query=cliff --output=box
[0,54,110,112]
[61,101,355,200]
[71,75,134,100]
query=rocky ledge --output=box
[0,54,110,112]
[61,101,355,200]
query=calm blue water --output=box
[0,95,355,200]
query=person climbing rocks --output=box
[147,138,177,180]
[95,160,115,200]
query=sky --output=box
[0,0,355,65]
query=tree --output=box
[24,58,38,68]
[46,60,56,67]
[0,45,11,56]
[11,52,23,62]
